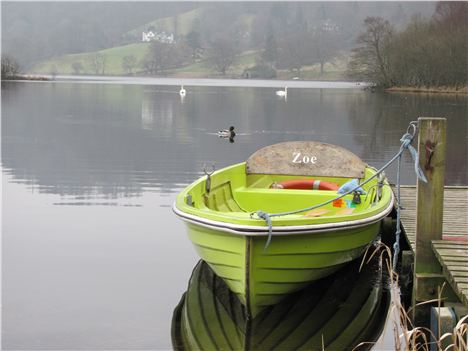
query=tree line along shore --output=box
[2,2,466,94]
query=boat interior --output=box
[177,142,393,223]
[186,163,382,217]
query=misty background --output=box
[2,2,436,78]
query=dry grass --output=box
[353,244,468,351]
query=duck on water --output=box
[217,126,236,138]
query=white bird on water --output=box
[276,86,287,97]
[179,85,186,97]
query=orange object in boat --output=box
[277,179,340,191]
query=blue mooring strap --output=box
[393,154,403,270]
[392,130,427,268]
[400,132,428,183]
[253,121,428,252]
[255,211,273,250]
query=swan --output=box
[276,86,287,97]
[179,85,186,97]
[218,126,235,138]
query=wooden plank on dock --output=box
[432,241,468,306]
[395,186,468,250]
[394,185,468,306]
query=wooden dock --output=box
[396,185,468,306]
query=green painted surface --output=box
[171,259,388,350]
[174,161,393,316]
[248,224,379,316]
[176,163,392,226]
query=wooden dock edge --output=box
[431,240,468,306]
[389,118,467,327]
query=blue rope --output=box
[391,131,427,268]
[400,132,427,183]
[255,211,273,250]
[253,121,427,250]
[393,154,402,270]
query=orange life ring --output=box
[275,179,340,191]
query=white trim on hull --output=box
[172,193,394,236]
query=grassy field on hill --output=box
[31,31,347,80]
[31,44,259,76]
[125,8,202,38]
[32,43,149,75]
[31,44,347,80]
[29,5,348,80]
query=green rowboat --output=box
[173,141,394,316]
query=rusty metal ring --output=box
[406,121,418,138]
[203,163,215,176]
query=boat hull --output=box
[186,220,381,316]
[174,143,394,316]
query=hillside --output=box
[3,2,435,72]
[124,8,202,40]
[32,43,150,75]
[30,43,347,81]
[29,3,400,80]
[31,46,262,77]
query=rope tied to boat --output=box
[254,211,273,249]
[400,129,427,184]
[253,120,427,255]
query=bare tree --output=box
[50,64,58,80]
[121,55,138,75]
[261,28,278,66]
[347,17,394,86]
[277,32,312,75]
[1,55,20,79]
[185,31,203,61]
[100,54,107,75]
[90,53,106,75]
[208,37,240,76]
[141,42,175,75]
[348,5,467,88]
[311,29,341,75]
[71,61,84,75]
[434,1,468,30]
[141,41,190,75]
[432,2,468,86]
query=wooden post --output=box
[430,307,457,351]
[413,117,447,323]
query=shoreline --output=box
[1,75,50,81]
[4,75,367,89]
[6,76,467,95]
[386,85,468,95]
[17,72,348,82]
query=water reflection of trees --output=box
[2,83,202,198]
[2,83,466,200]
[347,92,467,185]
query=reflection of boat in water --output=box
[173,141,394,316]
[172,255,389,351]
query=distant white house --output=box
[142,31,155,42]
[317,19,341,33]
[142,30,175,44]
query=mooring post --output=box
[412,117,446,324]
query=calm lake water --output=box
[2,80,467,350]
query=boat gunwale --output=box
[172,194,394,236]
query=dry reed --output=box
[353,243,468,351]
